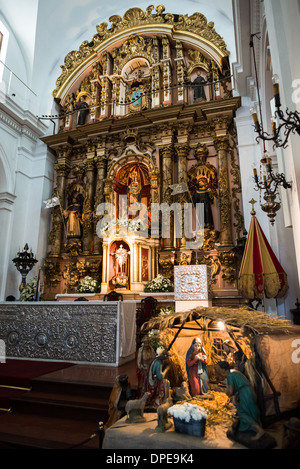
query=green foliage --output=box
[19,278,37,302]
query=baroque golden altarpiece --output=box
[41,5,244,303]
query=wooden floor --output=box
[0,359,138,450]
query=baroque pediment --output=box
[53,4,230,99]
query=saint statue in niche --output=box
[192,176,214,230]
[188,148,217,232]
[127,167,142,206]
[75,96,89,125]
[63,196,83,238]
[191,71,207,102]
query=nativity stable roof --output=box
[142,305,295,336]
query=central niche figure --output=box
[127,166,142,207]
[112,243,130,289]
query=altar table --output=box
[0,301,136,366]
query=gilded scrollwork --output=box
[159,252,175,279]
[53,5,230,99]
[64,239,82,258]
[62,262,80,290]
[186,49,211,75]
[228,127,245,239]
[44,260,61,287]
[217,250,237,283]
[202,229,220,251]
[198,255,220,284]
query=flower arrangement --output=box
[76,276,100,293]
[100,217,147,235]
[144,274,173,293]
[19,278,38,302]
[158,304,175,317]
[168,402,208,423]
[147,329,161,352]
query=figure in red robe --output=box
[186,337,209,396]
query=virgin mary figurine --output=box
[186,337,209,396]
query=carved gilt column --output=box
[99,52,111,119]
[82,145,96,255]
[214,136,233,246]
[93,150,107,255]
[162,36,172,106]
[175,143,189,249]
[49,156,70,257]
[175,41,185,103]
[160,145,174,250]
[90,62,101,122]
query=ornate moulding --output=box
[174,265,211,301]
[0,303,120,364]
[53,4,230,100]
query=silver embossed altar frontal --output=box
[174,265,211,312]
[0,301,136,366]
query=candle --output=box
[272,75,281,107]
[251,112,258,123]
[273,83,279,96]
[253,168,257,176]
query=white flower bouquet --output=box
[76,276,100,293]
[144,274,173,293]
[168,402,208,423]
[100,217,147,235]
[168,402,208,437]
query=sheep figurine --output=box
[155,396,173,433]
[173,381,192,402]
[125,392,150,423]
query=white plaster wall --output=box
[0,11,51,300]
[233,0,300,319]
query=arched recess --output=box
[0,147,16,300]
[104,153,158,215]
[0,145,14,194]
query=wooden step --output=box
[0,412,102,449]
[31,375,113,400]
[0,360,137,449]
[10,391,109,422]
